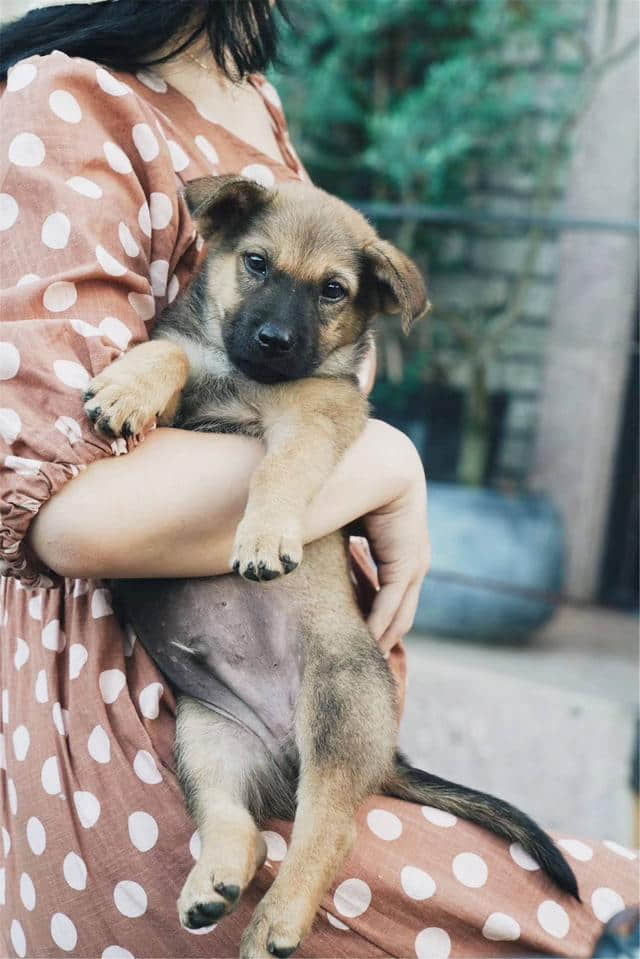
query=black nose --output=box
[256,323,293,354]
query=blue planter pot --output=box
[415,483,565,642]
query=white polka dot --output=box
[104,141,133,174]
[49,89,82,123]
[133,123,159,162]
[100,316,131,350]
[150,259,169,297]
[0,408,21,444]
[41,755,62,795]
[52,702,68,736]
[5,454,41,477]
[333,878,371,918]
[558,838,593,862]
[12,725,30,761]
[16,272,40,287]
[69,643,88,680]
[482,912,520,941]
[13,637,29,670]
[136,70,167,93]
[7,62,37,92]
[119,221,139,257]
[0,734,5,771]
[195,134,219,166]
[591,887,625,923]
[167,274,180,304]
[10,919,26,958]
[128,292,155,321]
[537,900,570,938]
[41,211,71,249]
[149,192,173,230]
[35,669,48,703]
[137,200,152,237]
[66,175,102,199]
[326,912,349,930]
[196,233,204,252]
[97,67,130,97]
[189,831,201,860]
[421,806,457,827]
[452,852,488,888]
[42,618,65,651]
[168,140,189,172]
[0,342,20,379]
[96,244,128,277]
[43,280,77,312]
[133,749,162,785]
[0,193,19,231]
[73,579,89,597]
[260,81,282,109]
[415,927,451,959]
[63,851,87,891]
[51,912,77,951]
[9,132,45,167]
[114,880,148,918]
[1,690,8,725]
[102,948,134,959]
[88,724,111,764]
[128,811,158,852]
[73,790,101,828]
[603,840,637,860]
[92,588,113,619]
[26,817,46,855]
[241,163,275,188]
[261,830,287,862]
[2,827,10,856]
[99,668,125,704]
[55,415,82,445]
[401,866,436,901]
[367,808,402,841]
[509,841,540,871]
[19,872,35,911]
[8,779,17,816]
[139,682,163,719]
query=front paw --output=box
[84,373,155,439]
[232,516,302,582]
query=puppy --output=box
[84,176,578,958]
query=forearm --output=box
[28,420,413,579]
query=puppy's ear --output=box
[184,175,273,240]
[364,239,430,333]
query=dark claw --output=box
[214,882,240,904]
[122,420,133,439]
[99,418,115,438]
[257,562,279,581]
[86,405,101,423]
[244,562,259,582]
[186,901,226,928]
[281,555,298,575]
[232,560,240,573]
[268,942,299,958]
[83,390,95,402]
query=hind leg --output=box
[175,697,270,930]
[240,634,397,958]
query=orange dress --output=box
[0,53,636,959]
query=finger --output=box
[378,578,422,654]
[366,579,406,643]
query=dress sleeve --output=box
[0,53,200,585]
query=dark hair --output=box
[0,0,289,82]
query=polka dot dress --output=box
[1,53,637,958]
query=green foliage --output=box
[272,0,590,208]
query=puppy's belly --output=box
[112,575,303,757]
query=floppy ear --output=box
[364,239,430,334]
[184,175,273,240]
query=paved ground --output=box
[399,606,638,844]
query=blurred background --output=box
[272,0,639,845]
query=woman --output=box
[0,2,635,957]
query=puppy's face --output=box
[186,177,429,384]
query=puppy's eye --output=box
[321,280,346,302]
[244,252,268,276]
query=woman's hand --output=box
[361,435,430,654]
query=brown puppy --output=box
[84,176,577,958]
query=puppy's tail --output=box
[384,752,579,900]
